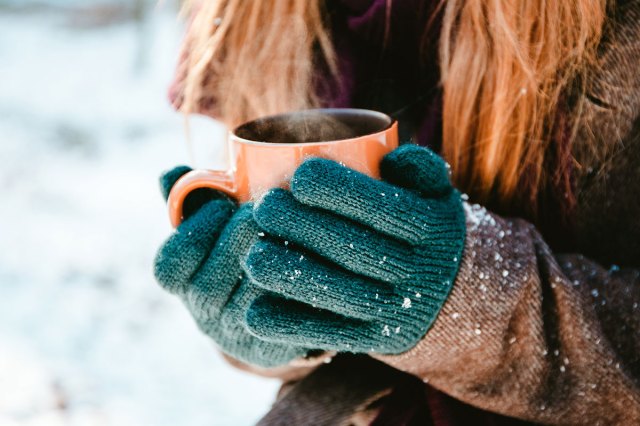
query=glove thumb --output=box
[159,165,192,202]
[381,144,453,198]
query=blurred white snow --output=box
[0,1,279,425]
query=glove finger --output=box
[154,199,235,294]
[225,326,312,368]
[380,144,453,198]
[218,275,270,326]
[291,157,457,245]
[245,294,380,353]
[191,272,313,368]
[186,204,259,316]
[198,311,311,368]
[159,165,192,201]
[244,239,397,321]
[254,189,421,284]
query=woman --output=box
[155,0,640,424]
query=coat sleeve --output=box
[374,202,640,425]
[373,4,640,423]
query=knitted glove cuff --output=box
[384,190,467,353]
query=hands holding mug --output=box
[154,110,466,368]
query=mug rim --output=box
[230,108,395,146]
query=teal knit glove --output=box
[244,145,466,355]
[154,167,309,368]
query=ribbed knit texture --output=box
[154,167,308,368]
[244,144,466,355]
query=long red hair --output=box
[174,0,608,210]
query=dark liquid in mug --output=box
[234,109,392,144]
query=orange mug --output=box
[168,108,399,227]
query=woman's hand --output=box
[154,167,309,368]
[244,145,466,355]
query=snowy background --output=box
[0,1,279,424]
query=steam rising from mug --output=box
[234,110,390,144]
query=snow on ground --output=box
[0,3,279,425]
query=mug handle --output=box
[167,169,237,228]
